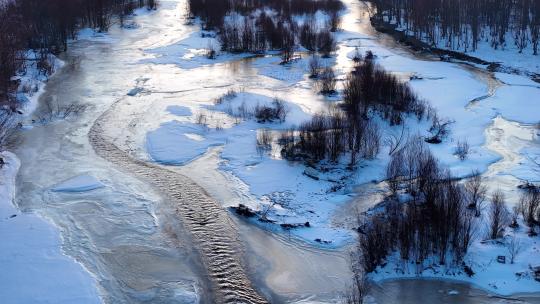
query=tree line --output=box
[369,0,540,55]
[357,135,540,279]
[0,0,156,108]
[188,0,343,60]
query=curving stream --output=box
[12,0,540,303]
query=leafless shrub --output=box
[215,119,223,130]
[510,206,520,228]
[300,18,317,51]
[384,124,408,156]
[195,112,207,125]
[309,54,321,78]
[488,190,510,239]
[364,50,375,60]
[328,10,341,32]
[386,149,404,194]
[358,214,389,272]
[506,235,521,264]
[254,98,289,123]
[280,109,381,164]
[280,29,296,64]
[461,207,478,254]
[343,52,427,124]
[214,89,237,104]
[318,66,337,95]
[426,114,453,144]
[519,189,540,227]
[360,149,485,270]
[343,250,368,304]
[361,120,381,159]
[352,47,362,63]
[206,40,217,59]
[386,137,435,196]
[272,98,288,122]
[454,139,470,161]
[256,128,273,156]
[317,29,336,57]
[37,52,56,76]
[236,101,251,120]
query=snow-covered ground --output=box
[11,50,64,117]
[377,7,540,76]
[0,152,101,303]
[138,0,540,295]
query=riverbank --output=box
[0,43,104,303]
[1,5,198,304]
[368,10,540,82]
[0,152,101,303]
[351,0,540,297]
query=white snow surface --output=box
[167,105,193,117]
[51,174,105,192]
[0,152,101,303]
[390,19,540,75]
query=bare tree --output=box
[454,139,470,161]
[384,124,408,156]
[507,234,521,264]
[519,189,540,227]
[328,10,341,32]
[426,114,453,144]
[488,190,509,240]
[206,40,217,59]
[352,47,362,63]
[461,208,477,254]
[318,66,337,95]
[343,269,368,304]
[256,129,273,157]
[464,171,487,217]
[195,112,207,126]
[309,54,321,78]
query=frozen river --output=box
[12,0,540,303]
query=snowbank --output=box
[13,50,65,116]
[142,30,252,69]
[0,152,101,303]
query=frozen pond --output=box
[11,0,540,302]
